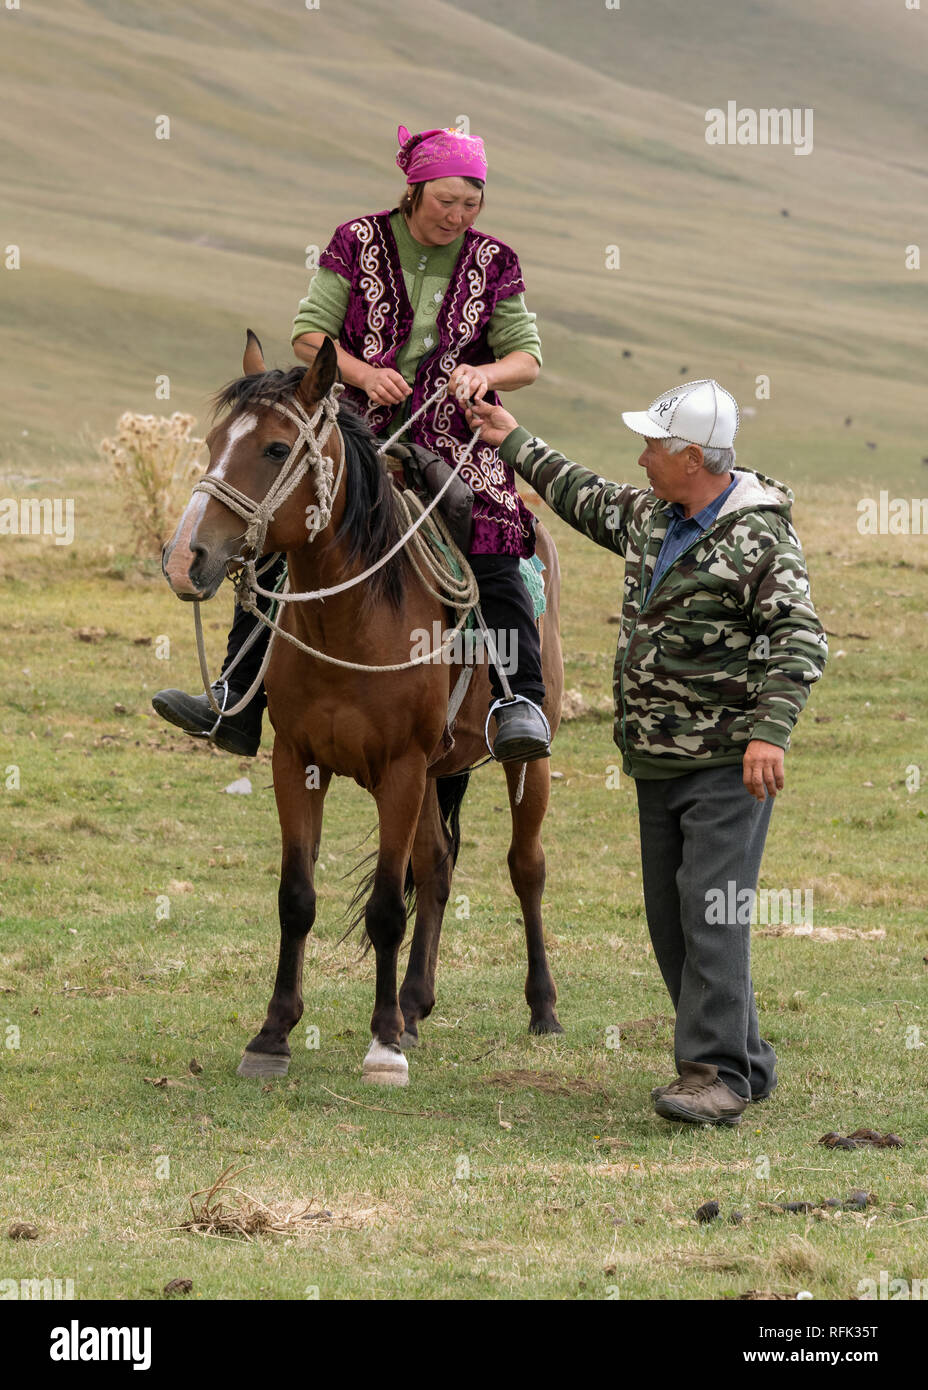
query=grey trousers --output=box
[634,763,778,1101]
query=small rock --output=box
[560,688,589,721]
[76,626,106,643]
[729,1210,744,1225]
[113,703,127,715]
[222,777,252,795]
[695,1200,720,1224]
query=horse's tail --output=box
[434,771,469,873]
[343,772,470,952]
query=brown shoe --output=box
[651,1077,774,1103]
[653,1060,747,1127]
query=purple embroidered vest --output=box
[318,210,536,558]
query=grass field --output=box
[1,1,926,1302]
[1,479,926,1300]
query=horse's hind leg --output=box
[506,758,563,1035]
[361,757,428,1086]
[238,743,331,1078]
[398,774,467,1049]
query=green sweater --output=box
[291,211,542,393]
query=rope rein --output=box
[190,379,483,718]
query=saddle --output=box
[381,440,474,554]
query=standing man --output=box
[467,380,827,1126]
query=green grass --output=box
[2,0,926,1302]
[1,486,926,1300]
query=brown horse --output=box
[162,333,564,1086]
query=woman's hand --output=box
[364,366,412,407]
[464,398,519,449]
[448,364,491,405]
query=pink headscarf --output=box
[395,124,488,184]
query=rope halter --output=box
[191,382,346,561]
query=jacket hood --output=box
[716,468,793,520]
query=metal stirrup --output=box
[484,694,552,760]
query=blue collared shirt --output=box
[646,474,738,600]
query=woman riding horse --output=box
[153,123,550,762]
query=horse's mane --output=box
[212,367,407,609]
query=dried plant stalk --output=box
[101,411,205,557]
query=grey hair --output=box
[665,436,736,474]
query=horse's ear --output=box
[243,329,266,376]
[295,336,338,409]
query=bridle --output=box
[191,383,347,564]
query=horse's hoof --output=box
[362,1038,409,1087]
[529,1017,565,1036]
[398,1030,419,1051]
[237,1051,290,1078]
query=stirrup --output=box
[190,678,231,743]
[484,694,551,759]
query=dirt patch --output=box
[756,925,885,942]
[481,1069,605,1098]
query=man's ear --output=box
[687,445,705,473]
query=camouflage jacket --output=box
[499,427,827,778]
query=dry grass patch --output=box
[481,1069,606,1098]
[176,1166,399,1242]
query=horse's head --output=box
[162,331,339,600]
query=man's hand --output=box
[743,739,786,801]
[364,366,411,408]
[464,397,519,448]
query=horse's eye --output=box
[264,441,291,462]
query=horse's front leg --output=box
[238,741,331,1077]
[362,757,428,1086]
[506,758,563,1036]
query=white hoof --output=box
[237,1051,290,1078]
[362,1038,409,1087]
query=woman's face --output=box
[406,177,483,246]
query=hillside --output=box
[1,0,926,521]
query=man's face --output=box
[637,437,690,502]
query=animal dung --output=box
[819,1129,903,1149]
[7,1222,39,1240]
[695,1200,720,1223]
